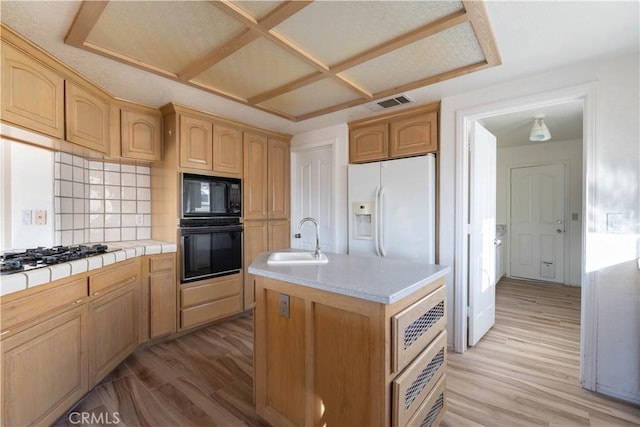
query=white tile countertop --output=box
[0,240,177,297]
[248,250,450,305]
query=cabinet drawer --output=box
[149,254,175,273]
[181,274,241,308]
[392,285,446,373]
[392,331,447,427]
[181,294,242,329]
[405,375,446,427]
[1,277,86,332]
[89,261,137,296]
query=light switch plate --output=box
[22,210,32,225]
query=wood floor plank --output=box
[55,279,639,426]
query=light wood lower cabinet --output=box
[254,276,447,427]
[140,254,177,342]
[242,219,291,310]
[88,261,139,386]
[0,304,88,426]
[180,273,242,329]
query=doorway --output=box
[454,83,598,390]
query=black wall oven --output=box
[180,174,243,283]
[180,218,242,283]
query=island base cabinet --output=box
[0,305,88,427]
[254,276,447,427]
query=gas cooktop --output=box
[0,244,109,275]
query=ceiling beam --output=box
[330,10,470,74]
[463,0,502,66]
[178,28,259,81]
[64,0,109,47]
[213,0,373,100]
[249,8,471,105]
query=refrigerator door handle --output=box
[374,186,381,256]
[379,186,386,257]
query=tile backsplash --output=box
[54,152,151,245]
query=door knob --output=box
[556,229,563,234]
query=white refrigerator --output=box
[348,154,435,262]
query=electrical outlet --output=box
[279,294,290,318]
[34,210,47,225]
[22,210,32,225]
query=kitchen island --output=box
[248,251,450,427]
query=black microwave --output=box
[182,173,241,218]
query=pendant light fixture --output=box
[529,114,551,142]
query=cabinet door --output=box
[1,305,88,427]
[65,80,110,154]
[179,114,213,170]
[213,124,243,177]
[268,219,291,251]
[89,282,138,386]
[243,220,268,308]
[121,108,162,161]
[243,132,269,220]
[389,111,438,158]
[148,255,177,340]
[268,138,290,219]
[349,124,388,163]
[1,42,64,138]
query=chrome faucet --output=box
[295,217,322,258]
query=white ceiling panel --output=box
[192,37,318,100]
[87,1,245,74]
[339,22,485,95]
[273,0,465,66]
[260,79,362,117]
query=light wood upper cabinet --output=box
[1,42,65,139]
[243,132,269,220]
[121,107,162,162]
[268,138,291,220]
[389,111,438,158]
[350,123,389,163]
[213,124,243,177]
[65,80,110,154]
[179,113,213,171]
[349,103,440,163]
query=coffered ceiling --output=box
[64,0,500,121]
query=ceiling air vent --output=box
[366,95,414,111]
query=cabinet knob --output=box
[1,330,9,336]
[92,292,101,297]
[73,299,84,305]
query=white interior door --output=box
[292,145,335,253]
[468,122,497,346]
[510,164,565,283]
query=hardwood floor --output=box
[441,277,640,427]
[54,278,639,426]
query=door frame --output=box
[506,161,569,283]
[453,82,598,390]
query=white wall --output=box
[1,140,54,250]
[497,139,583,286]
[440,52,639,403]
[290,123,349,254]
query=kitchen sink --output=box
[267,251,329,265]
